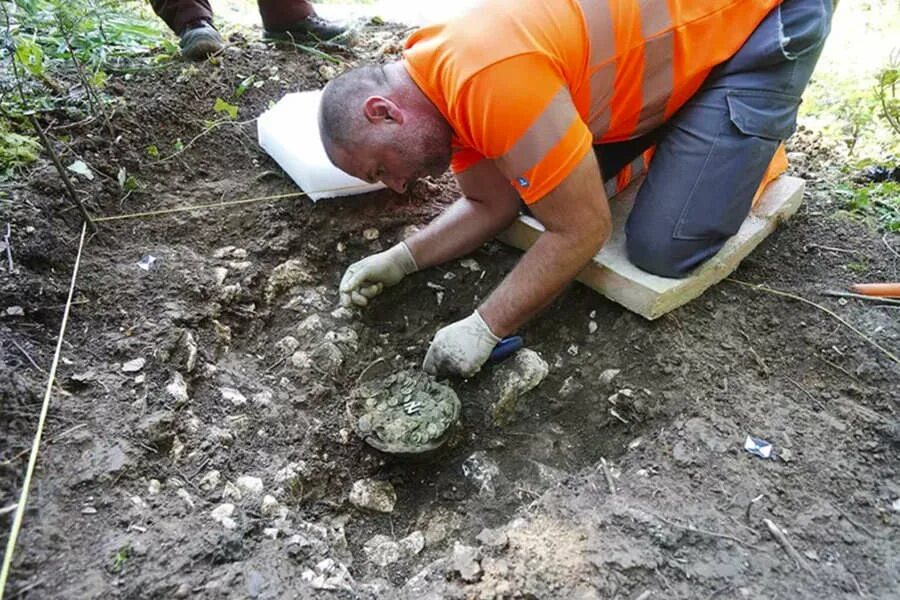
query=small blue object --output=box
[489,336,523,363]
[516,176,529,187]
[744,435,774,459]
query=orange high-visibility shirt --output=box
[403,0,783,204]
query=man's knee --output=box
[625,227,723,279]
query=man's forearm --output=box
[405,195,518,270]
[479,227,609,337]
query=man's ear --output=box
[363,96,404,124]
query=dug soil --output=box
[2,24,898,600]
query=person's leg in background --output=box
[149,0,222,60]
[624,0,834,278]
[257,0,346,42]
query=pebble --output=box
[420,507,463,547]
[301,558,354,592]
[476,527,508,549]
[310,342,343,374]
[223,481,243,501]
[166,372,189,405]
[451,543,483,582]
[147,479,162,495]
[399,530,425,555]
[363,228,380,241]
[265,259,315,301]
[296,314,325,338]
[211,245,236,259]
[236,475,264,496]
[81,506,97,515]
[228,261,252,272]
[599,368,621,385]
[491,349,550,424]
[176,488,195,509]
[252,390,273,406]
[349,479,397,513]
[122,358,146,373]
[558,376,583,399]
[290,350,311,369]
[199,470,221,491]
[567,344,579,357]
[462,451,501,497]
[131,496,148,510]
[260,494,280,517]
[220,387,247,406]
[363,534,402,566]
[210,503,236,529]
[219,283,241,304]
[460,258,481,272]
[6,306,24,316]
[588,320,598,334]
[263,527,279,539]
[275,335,300,355]
[211,266,228,286]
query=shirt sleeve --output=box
[451,54,593,204]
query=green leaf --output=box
[213,97,238,119]
[15,39,45,76]
[234,75,255,98]
[145,144,159,158]
[173,138,184,152]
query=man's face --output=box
[333,113,451,194]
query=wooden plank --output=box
[496,175,805,319]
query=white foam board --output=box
[257,91,385,201]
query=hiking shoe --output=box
[180,21,224,60]
[264,15,348,43]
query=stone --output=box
[462,451,501,497]
[300,558,354,592]
[310,342,343,374]
[212,245,236,259]
[252,390,273,406]
[598,369,621,385]
[211,266,228,286]
[263,527,279,539]
[363,534,402,566]
[176,488,195,509]
[260,494,280,517]
[363,227,380,240]
[220,387,247,406]
[349,479,397,513]
[137,410,175,446]
[275,335,300,355]
[399,530,426,556]
[222,481,243,500]
[265,259,315,301]
[451,543,483,582]
[460,258,481,272]
[147,479,162,495]
[490,349,549,424]
[296,314,325,338]
[199,470,221,491]
[496,175,806,319]
[476,527,508,549]
[588,320,598,334]
[420,507,463,547]
[211,503,236,529]
[219,283,241,304]
[236,475,264,496]
[558,376,583,399]
[122,358,145,373]
[166,372,189,405]
[290,350,311,369]
[324,328,359,350]
[6,306,24,316]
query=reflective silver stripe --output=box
[495,86,578,178]
[629,153,645,177]
[577,0,616,139]
[604,178,618,198]
[636,0,673,134]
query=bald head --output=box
[318,64,388,163]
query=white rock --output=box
[599,369,621,385]
[290,350,311,369]
[166,372,189,405]
[220,387,247,406]
[222,481,242,501]
[263,527,279,539]
[219,283,241,303]
[6,306,24,316]
[147,479,161,495]
[236,475,264,496]
[176,488,195,509]
[296,314,325,337]
[211,266,228,286]
[81,506,97,515]
[399,530,425,555]
[199,470,221,491]
[301,558,354,592]
[490,349,549,423]
[212,246,236,259]
[460,258,481,272]
[363,228,380,241]
[567,344,579,357]
[266,259,314,301]
[211,503,236,529]
[349,479,396,513]
[133,374,146,384]
[892,498,900,512]
[122,358,146,373]
[231,248,248,260]
[330,307,353,321]
[252,390,273,406]
[462,452,500,498]
[324,328,359,349]
[130,496,148,510]
[260,494,280,517]
[588,320,598,334]
[275,335,300,355]
[228,261,252,272]
[363,534,402,566]
[452,543,483,582]
[475,527,508,549]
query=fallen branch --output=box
[763,518,812,574]
[649,511,758,549]
[727,279,899,366]
[822,290,900,306]
[599,457,616,495]
[27,115,97,234]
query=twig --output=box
[57,14,103,118]
[3,223,12,271]
[158,117,257,163]
[804,243,858,255]
[785,377,821,409]
[884,234,900,260]
[599,457,616,495]
[727,279,900,365]
[634,591,652,600]
[9,339,46,374]
[0,504,17,517]
[763,518,812,573]
[822,290,900,306]
[27,115,97,233]
[649,511,757,549]
[836,506,877,538]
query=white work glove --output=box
[423,310,500,378]
[340,242,418,307]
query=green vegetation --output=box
[837,181,900,232]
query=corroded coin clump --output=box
[348,370,460,454]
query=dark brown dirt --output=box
[1,25,898,600]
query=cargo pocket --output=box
[673,91,800,241]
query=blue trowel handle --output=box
[489,336,523,363]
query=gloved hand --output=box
[340,242,418,308]
[423,310,500,378]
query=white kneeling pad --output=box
[257,90,386,201]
